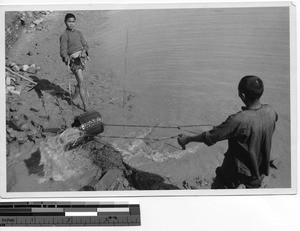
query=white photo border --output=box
[0,1,297,199]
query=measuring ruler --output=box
[0,202,140,226]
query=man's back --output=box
[211,104,278,187]
[214,105,277,187]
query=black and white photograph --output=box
[1,3,296,196]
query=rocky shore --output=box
[5,10,194,192]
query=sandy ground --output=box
[6,7,291,191]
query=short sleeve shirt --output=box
[203,104,278,186]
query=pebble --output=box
[6,76,12,85]
[123,179,129,187]
[5,59,12,67]
[10,86,21,95]
[11,64,20,72]
[27,12,33,18]
[19,14,26,25]
[30,107,39,112]
[27,66,36,74]
[33,18,43,25]
[6,86,15,94]
[21,64,29,72]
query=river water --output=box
[86,7,289,125]
[82,7,290,186]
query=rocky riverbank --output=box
[5,10,191,192]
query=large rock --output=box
[95,168,123,191]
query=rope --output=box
[104,123,213,129]
[90,123,212,141]
[99,134,178,141]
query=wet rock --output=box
[79,185,95,191]
[89,140,125,172]
[95,168,123,191]
[182,177,211,189]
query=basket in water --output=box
[72,110,104,136]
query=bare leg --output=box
[75,69,89,111]
[72,85,80,99]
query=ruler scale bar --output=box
[0,209,32,213]
[0,202,140,226]
[65,212,98,217]
[97,207,130,212]
[32,208,64,212]
[1,216,141,226]
[1,213,66,216]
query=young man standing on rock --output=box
[177,75,278,189]
[60,13,89,111]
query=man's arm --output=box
[60,33,68,63]
[178,114,241,149]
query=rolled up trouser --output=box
[69,50,87,73]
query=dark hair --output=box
[238,75,264,100]
[65,13,76,22]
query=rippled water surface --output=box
[84,7,290,186]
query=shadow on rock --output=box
[24,148,44,177]
[27,78,75,106]
[88,138,180,190]
[123,163,180,190]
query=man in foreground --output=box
[178,75,278,189]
